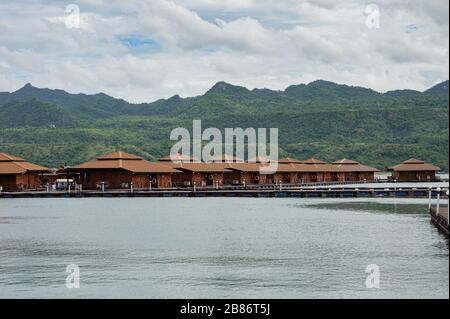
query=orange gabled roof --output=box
[247,156,276,163]
[332,158,359,165]
[302,158,327,165]
[273,163,303,172]
[291,163,333,172]
[331,159,379,172]
[122,161,180,173]
[97,152,142,160]
[173,162,233,173]
[331,164,379,172]
[158,153,197,163]
[278,157,303,164]
[0,152,50,175]
[388,158,440,172]
[402,158,425,164]
[207,154,243,163]
[68,152,180,174]
[228,162,269,173]
[0,152,25,162]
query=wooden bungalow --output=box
[66,152,180,189]
[226,163,271,185]
[387,158,440,182]
[0,153,50,191]
[331,159,379,182]
[205,154,244,185]
[297,158,331,183]
[158,154,231,187]
[168,163,232,187]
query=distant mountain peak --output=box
[168,94,181,100]
[208,81,234,91]
[308,79,339,87]
[425,80,449,95]
[284,79,380,99]
[206,81,250,95]
[18,83,35,91]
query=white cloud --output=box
[0,0,448,102]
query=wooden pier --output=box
[430,207,449,237]
[0,185,448,199]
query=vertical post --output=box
[436,187,441,215]
[131,182,134,193]
[279,180,282,191]
[193,182,196,192]
[102,182,105,193]
[428,186,432,210]
[447,190,449,226]
[68,182,71,193]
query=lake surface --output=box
[0,198,448,299]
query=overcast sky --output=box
[0,0,448,103]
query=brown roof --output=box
[403,158,425,164]
[302,158,327,165]
[68,152,180,173]
[291,163,332,172]
[207,154,243,162]
[162,160,379,174]
[278,157,303,164]
[331,164,379,172]
[172,162,233,173]
[227,162,289,174]
[0,153,25,162]
[274,163,305,172]
[158,153,197,162]
[97,152,142,160]
[331,159,379,172]
[388,158,440,172]
[332,158,359,165]
[0,152,50,175]
[247,156,275,163]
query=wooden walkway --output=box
[1,186,448,199]
[430,207,449,237]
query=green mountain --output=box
[384,89,422,97]
[0,83,134,120]
[0,99,76,128]
[425,80,449,95]
[0,80,448,170]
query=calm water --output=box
[0,198,448,299]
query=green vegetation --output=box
[0,80,448,170]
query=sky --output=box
[0,0,448,103]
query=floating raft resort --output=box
[0,151,448,198]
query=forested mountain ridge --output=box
[0,80,448,170]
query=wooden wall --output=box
[394,171,437,182]
[0,174,17,191]
[0,173,43,191]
